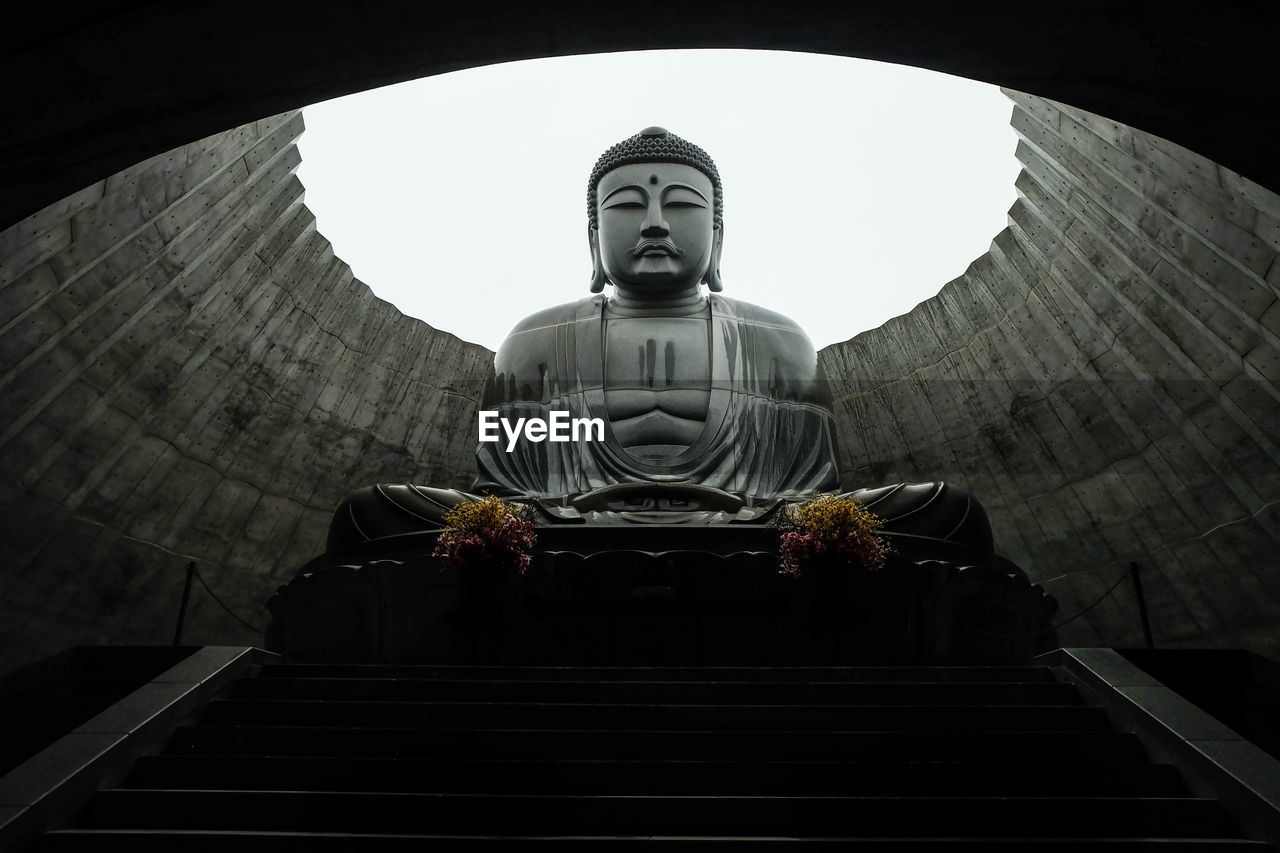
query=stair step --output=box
[169,725,1149,762]
[198,700,1110,732]
[40,663,1262,849]
[127,756,1189,797]
[256,664,1060,683]
[40,830,1273,851]
[231,677,1082,705]
[83,790,1229,837]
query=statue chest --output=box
[601,315,712,457]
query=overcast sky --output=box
[295,49,1020,353]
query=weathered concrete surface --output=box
[0,113,493,670]
[822,91,1280,657]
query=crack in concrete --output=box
[1037,495,1280,587]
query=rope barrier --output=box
[67,514,268,638]
[191,564,266,635]
[1051,567,1131,629]
[936,566,1133,640]
[948,495,1280,639]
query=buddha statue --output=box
[327,127,993,555]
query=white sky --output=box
[296,49,1020,352]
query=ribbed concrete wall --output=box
[0,112,492,670]
[822,90,1280,656]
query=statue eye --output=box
[663,188,708,208]
[601,188,647,210]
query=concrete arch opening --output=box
[1,7,1278,668]
[293,49,1022,351]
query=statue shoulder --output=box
[714,295,812,340]
[712,294,831,407]
[713,294,819,360]
[495,297,597,367]
[490,296,601,401]
[504,297,595,336]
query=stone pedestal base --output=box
[266,541,1057,665]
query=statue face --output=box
[595,162,716,295]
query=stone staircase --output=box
[38,663,1270,849]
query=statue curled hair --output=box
[587,126,723,230]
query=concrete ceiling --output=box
[3,2,1277,232]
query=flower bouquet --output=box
[432,495,536,573]
[777,493,889,576]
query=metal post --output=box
[173,561,196,645]
[1130,561,1154,649]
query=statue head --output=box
[587,127,724,294]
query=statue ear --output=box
[706,224,724,292]
[588,226,606,293]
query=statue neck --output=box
[606,285,707,317]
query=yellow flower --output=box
[434,495,536,572]
[441,495,530,533]
[778,493,889,574]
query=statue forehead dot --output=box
[649,174,659,185]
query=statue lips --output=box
[632,239,684,258]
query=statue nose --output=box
[642,197,669,238]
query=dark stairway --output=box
[40,663,1269,849]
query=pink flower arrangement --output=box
[432,495,537,573]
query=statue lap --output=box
[328,480,993,558]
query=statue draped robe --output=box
[327,293,992,554]
[474,293,841,501]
